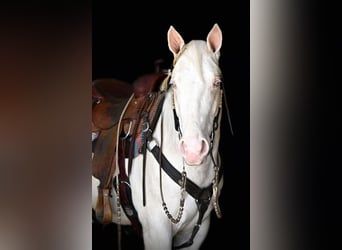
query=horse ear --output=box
[207,23,222,53]
[167,25,185,56]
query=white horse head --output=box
[167,24,223,166]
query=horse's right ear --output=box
[167,26,185,57]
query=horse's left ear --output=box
[207,23,222,53]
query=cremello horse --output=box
[93,23,224,250]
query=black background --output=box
[92,2,250,249]
[1,2,340,250]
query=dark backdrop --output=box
[92,2,250,249]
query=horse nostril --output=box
[179,139,186,155]
[200,139,209,156]
[178,138,209,157]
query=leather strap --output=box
[117,134,143,237]
[148,142,223,249]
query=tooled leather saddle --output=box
[92,70,168,236]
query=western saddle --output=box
[92,67,168,235]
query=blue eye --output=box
[213,79,222,88]
[170,81,176,89]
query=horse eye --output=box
[213,79,222,88]
[170,81,176,89]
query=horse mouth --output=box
[185,161,203,166]
[183,155,206,166]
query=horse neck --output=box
[153,90,219,187]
